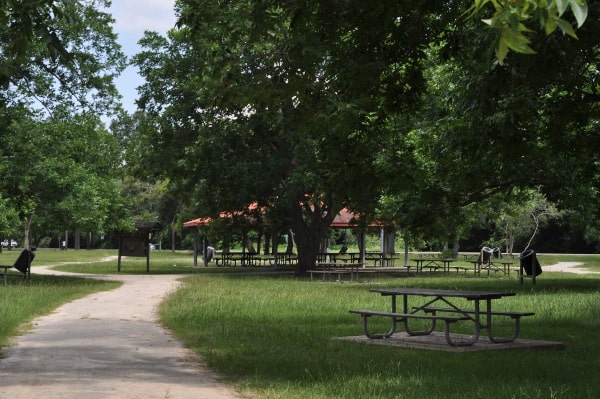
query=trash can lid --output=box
[518,249,535,259]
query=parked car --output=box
[1,239,17,249]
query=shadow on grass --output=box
[161,272,600,398]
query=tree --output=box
[466,0,589,63]
[0,111,127,248]
[1,1,127,248]
[368,1,596,254]
[133,1,464,273]
[1,0,126,117]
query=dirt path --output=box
[542,261,600,274]
[0,266,242,399]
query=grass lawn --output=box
[1,249,599,398]
[158,254,600,399]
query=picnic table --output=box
[1,265,11,285]
[1,249,34,285]
[350,287,534,347]
[347,252,394,266]
[413,258,457,274]
[470,260,513,277]
[307,262,362,282]
[215,251,260,266]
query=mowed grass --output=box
[1,249,599,398]
[159,255,600,399]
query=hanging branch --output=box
[522,211,551,253]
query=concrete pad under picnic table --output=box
[338,332,565,352]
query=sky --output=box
[107,1,177,114]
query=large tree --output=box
[133,1,464,272]
[1,1,127,247]
[377,0,599,251]
[1,110,127,248]
[0,0,126,117]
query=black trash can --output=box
[492,247,501,258]
[479,246,494,263]
[14,249,35,274]
[519,249,542,277]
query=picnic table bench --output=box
[1,265,12,285]
[268,252,298,266]
[350,287,534,346]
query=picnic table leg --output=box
[439,300,481,346]
[358,313,397,339]
[485,300,523,343]
[399,294,437,336]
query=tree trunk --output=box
[74,227,81,249]
[286,230,295,254]
[171,222,176,252]
[403,236,410,267]
[263,233,271,255]
[23,216,33,250]
[452,240,460,259]
[289,199,334,275]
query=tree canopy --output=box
[129,1,597,270]
[0,1,128,247]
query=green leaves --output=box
[467,0,589,64]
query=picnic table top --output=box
[370,287,516,300]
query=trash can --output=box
[519,249,542,277]
[479,246,494,263]
[492,247,501,258]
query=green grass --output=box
[2,249,599,398]
[159,259,600,399]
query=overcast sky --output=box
[107,1,177,114]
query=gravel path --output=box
[541,261,599,274]
[0,265,242,399]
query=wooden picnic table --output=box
[216,251,260,267]
[413,258,456,274]
[1,265,11,286]
[470,260,513,277]
[307,262,362,282]
[350,287,534,346]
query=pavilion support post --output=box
[192,229,199,267]
[359,229,366,266]
[203,236,209,267]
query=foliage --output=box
[393,3,599,249]
[133,1,466,271]
[466,0,589,63]
[0,110,128,246]
[127,1,598,260]
[0,1,127,245]
[0,0,126,117]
